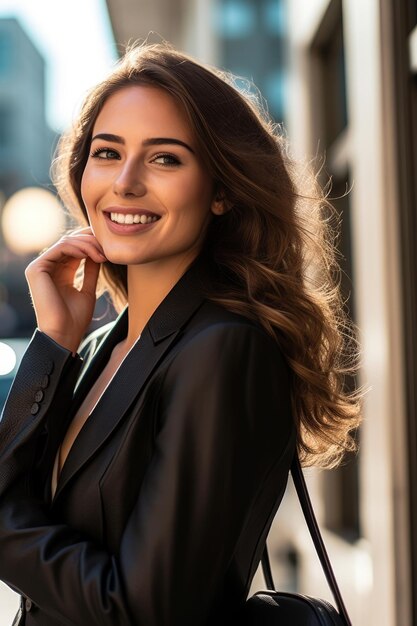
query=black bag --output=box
[243,456,352,625]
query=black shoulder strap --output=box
[261,455,352,626]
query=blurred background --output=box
[0,1,416,624]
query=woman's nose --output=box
[113,163,146,198]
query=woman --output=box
[0,43,361,625]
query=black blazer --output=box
[0,260,295,626]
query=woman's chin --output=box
[100,247,143,266]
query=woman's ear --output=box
[211,191,230,215]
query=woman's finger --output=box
[36,228,103,255]
[58,233,106,256]
[80,256,101,296]
[63,236,106,256]
[37,241,106,265]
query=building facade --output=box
[0,18,56,197]
[0,18,57,339]
[284,1,416,624]
[106,0,288,122]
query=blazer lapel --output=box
[40,308,127,499]
[51,259,209,503]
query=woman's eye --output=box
[90,147,120,160]
[151,153,180,166]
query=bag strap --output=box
[261,454,352,626]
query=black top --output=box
[0,259,295,625]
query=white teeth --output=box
[109,213,159,224]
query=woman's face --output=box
[81,85,221,268]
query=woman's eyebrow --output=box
[91,133,125,144]
[142,137,195,153]
[91,133,194,153]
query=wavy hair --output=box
[52,42,363,467]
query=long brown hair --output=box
[52,42,363,467]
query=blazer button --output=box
[25,598,33,611]
[34,389,44,403]
[40,374,50,389]
[30,403,40,415]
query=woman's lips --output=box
[103,211,160,235]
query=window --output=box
[0,104,12,146]
[262,0,286,36]
[213,0,255,39]
[262,69,286,121]
[215,0,288,123]
[388,0,417,620]
[0,30,13,77]
[310,0,360,541]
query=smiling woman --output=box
[0,42,362,626]
[80,85,223,277]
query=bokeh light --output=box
[1,187,65,255]
[0,342,17,375]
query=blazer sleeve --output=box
[0,330,83,494]
[0,323,294,626]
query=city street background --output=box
[0,1,416,625]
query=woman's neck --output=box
[124,255,196,348]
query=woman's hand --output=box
[25,227,107,353]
